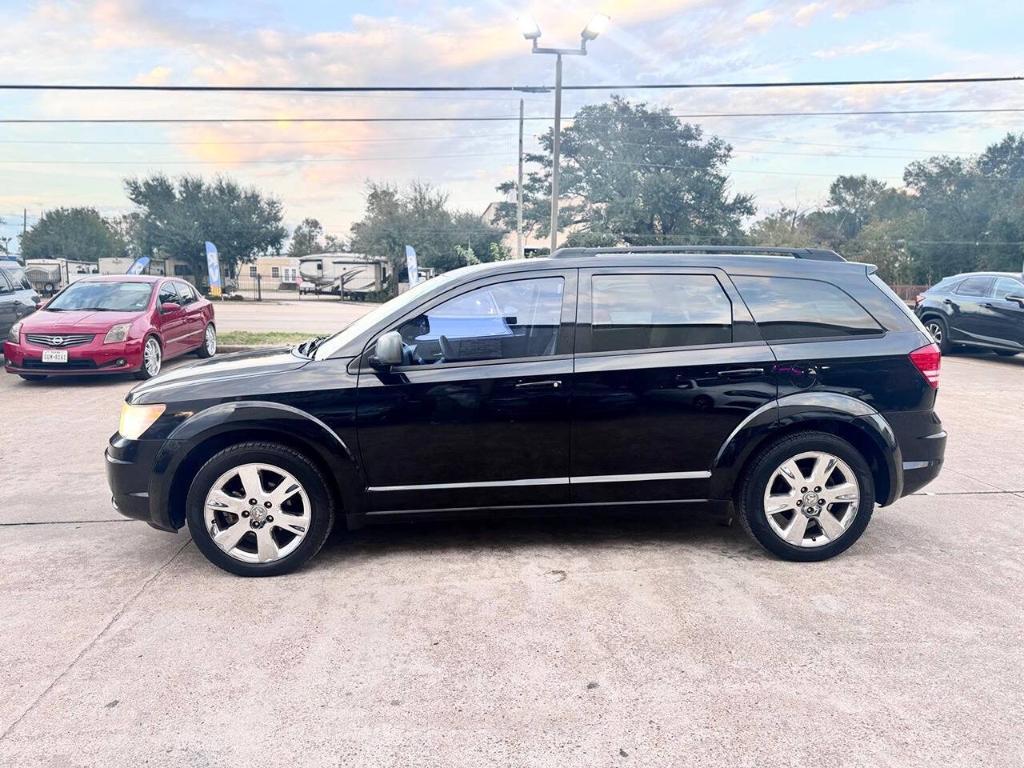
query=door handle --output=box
[717,367,764,378]
[515,379,562,389]
[981,302,993,308]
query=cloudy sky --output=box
[2,0,1023,251]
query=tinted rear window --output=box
[955,276,994,297]
[733,276,882,341]
[590,273,732,352]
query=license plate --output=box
[41,350,68,363]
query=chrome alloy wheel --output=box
[925,320,943,344]
[203,463,312,564]
[144,337,162,377]
[762,451,860,548]
[204,324,217,355]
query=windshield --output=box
[312,265,486,359]
[47,281,154,312]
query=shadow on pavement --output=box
[315,507,757,563]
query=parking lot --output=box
[0,350,1021,767]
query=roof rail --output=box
[550,245,845,262]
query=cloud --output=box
[134,66,173,86]
[794,3,825,26]
[744,10,778,31]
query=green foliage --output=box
[19,207,125,262]
[124,174,286,279]
[288,218,345,257]
[350,182,506,292]
[750,136,1024,284]
[0,215,11,257]
[494,96,754,246]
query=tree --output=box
[350,182,507,292]
[493,96,754,246]
[0,215,11,257]
[288,218,345,257]
[19,207,125,262]
[124,174,286,279]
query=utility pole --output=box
[517,98,524,260]
[23,208,27,235]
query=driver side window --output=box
[397,276,564,365]
[994,277,1024,299]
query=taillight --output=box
[910,343,941,388]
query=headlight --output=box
[118,402,166,440]
[7,321,21,343]
[104,323,132,344]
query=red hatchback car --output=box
[4,275,216,381]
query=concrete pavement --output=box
[212,299,376,335]
[0,353,1022,767]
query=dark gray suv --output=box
[0,262,40,345]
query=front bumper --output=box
[106,434,178,531]
[4,336,144,376]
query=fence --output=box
[889,284,929,303]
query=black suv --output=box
[0,261,40,344]
[915,271,1024,356]
[106,246,946,576]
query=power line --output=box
[3,106,1024,125]
[1,75,1020,93]
[0,132,522,147]
[0,150,514,165]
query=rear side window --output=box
[929,276,960,293]
[589,273,732,352]
[733,276,882,341]
[955,276,993,297]
[174,282,197,304]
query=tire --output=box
[134,335,162,380]
[196,323,217,358]
[19,374,47,382]
[185,441,335,576]
[994,349,1019,357]
[737,431,875,562]
[923,315,951,354]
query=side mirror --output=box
[1005,294,1024,306]
[370,331,404,369]
[160,301,180,313]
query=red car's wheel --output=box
[134,336,162,380]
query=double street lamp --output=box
[519,13,610,254]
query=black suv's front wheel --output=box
[737,432,874,561]
[185,442,335,576]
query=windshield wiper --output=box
[75,306,116,311]
[298,335,329,357]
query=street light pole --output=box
[516,98,524,259]
[549,54,562,255]
[519,13,609,255]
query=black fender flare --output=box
[711,392,903,505]
[148,401,361,530]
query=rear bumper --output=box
[885,410,946,498]
[4,337,143,375]
[105,434,177,532]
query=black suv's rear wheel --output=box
[737,432,874,561]
[186,442,335,576]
